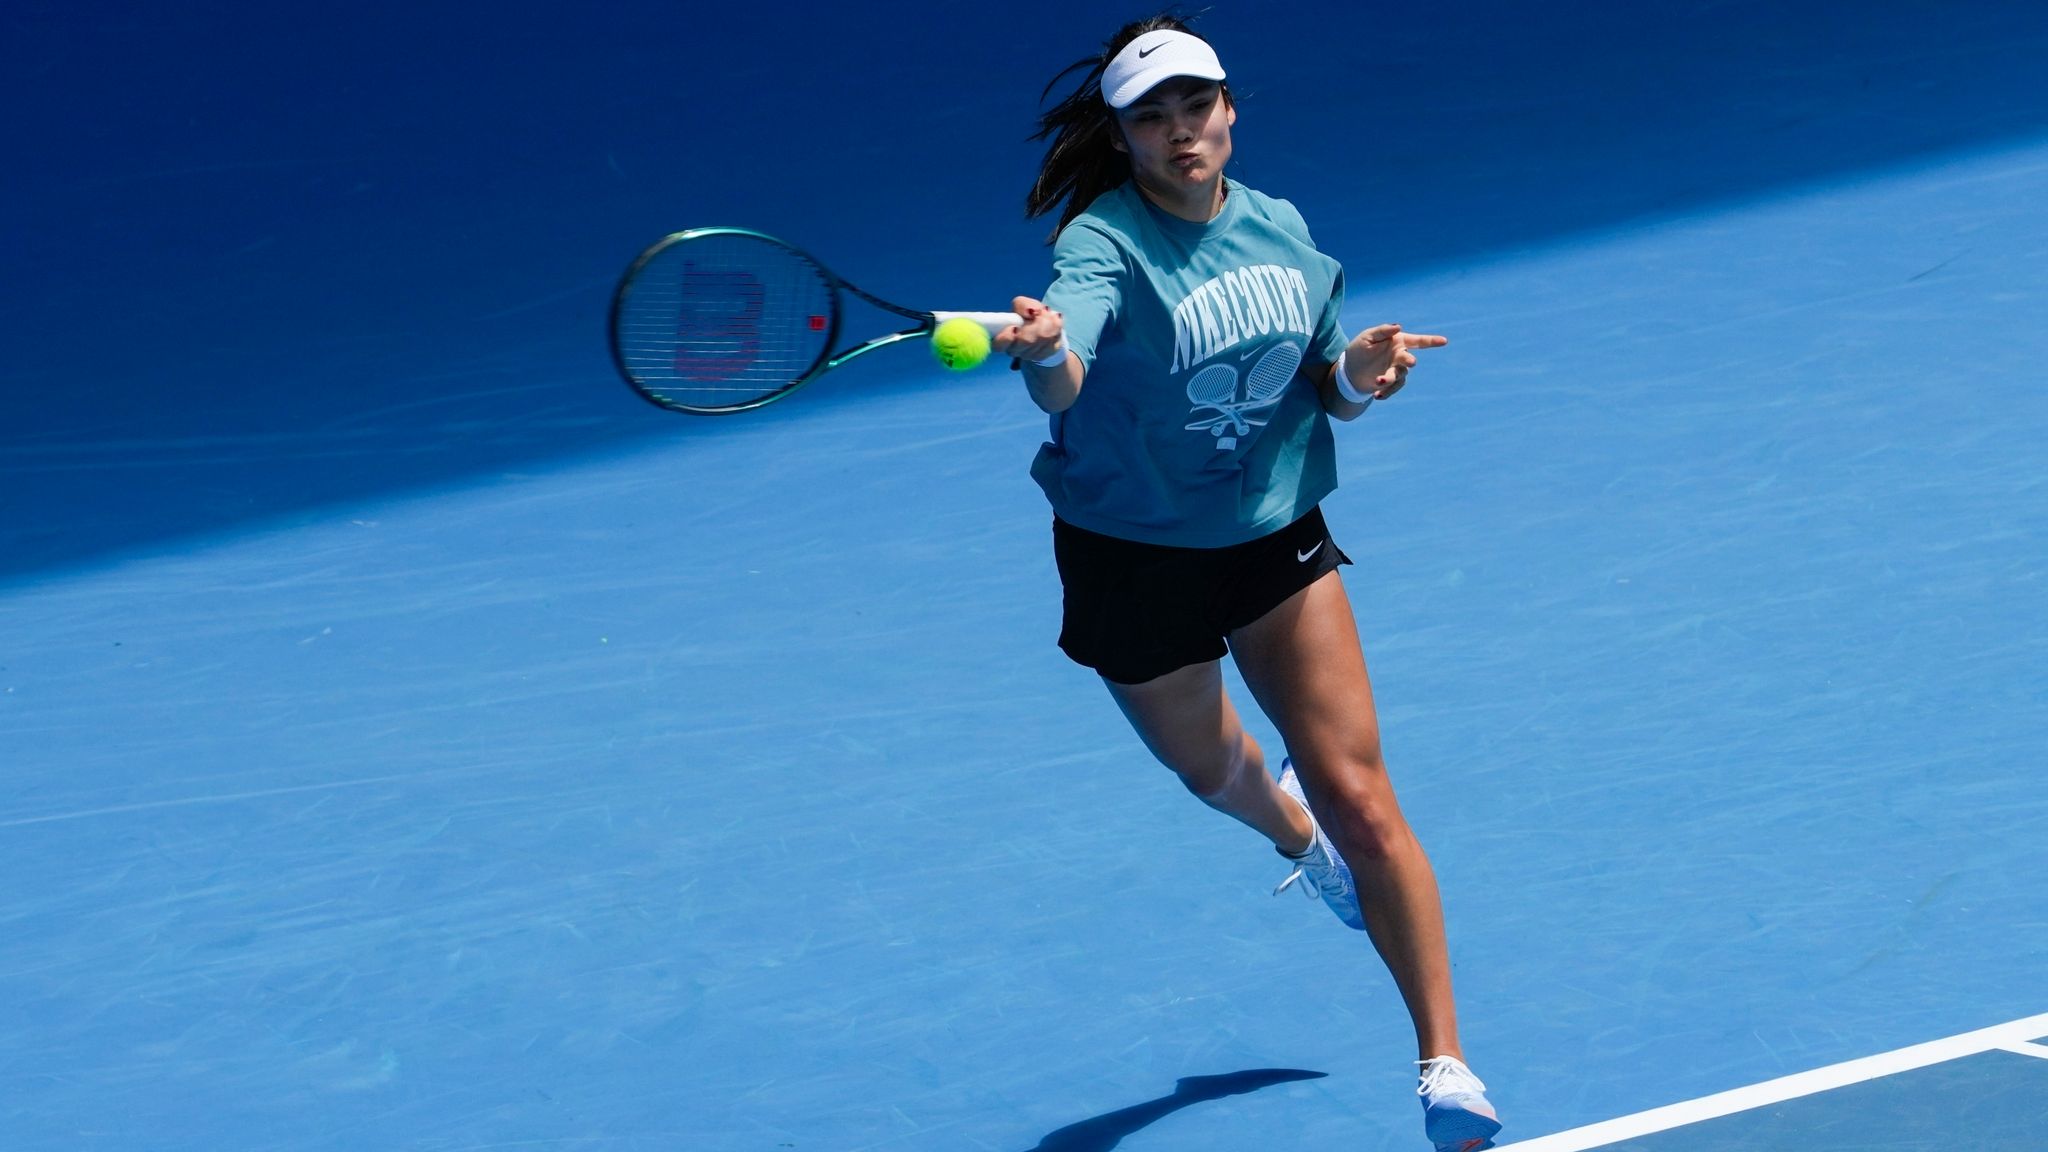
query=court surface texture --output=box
[4,4,2044,1149]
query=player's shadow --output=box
[1021,1068,1326,1152]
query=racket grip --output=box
[933,310,1026,335]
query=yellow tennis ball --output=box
[931,316,991,371]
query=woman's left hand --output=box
[1345,323,1448,400]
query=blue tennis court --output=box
[5,4,2045,1149]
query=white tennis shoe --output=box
[1271,758,1365,930]
[1418,1054,1502,1151]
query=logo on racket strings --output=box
[673,264,765,381]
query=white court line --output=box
[1498,1012,2048,1150]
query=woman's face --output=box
[1113,77,1235,196]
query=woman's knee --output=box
[1104,661,1257,798]
[1170,728,1253,800]
[1300,751,1408,857]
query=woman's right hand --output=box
[996,296,1083,413]
[993,297,1065,366]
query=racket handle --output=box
[933,310,1026,335]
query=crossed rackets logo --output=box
[1183,341,1304,450]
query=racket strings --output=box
[614,233,835,410]
[1245,342,1303,402]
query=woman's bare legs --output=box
[1098,571,1465,1062]
[1103,661,1315,863]
[1227,570,1463,1062]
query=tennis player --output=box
[993,17,1501,1151]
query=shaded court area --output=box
[7,0,2048,580]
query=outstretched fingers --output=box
[1375,330,1448,389]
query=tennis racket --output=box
[608,227,1022,415]
[1243,341,1303,409]
[1185,363,1246,446]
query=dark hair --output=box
[1025,13,1232,239]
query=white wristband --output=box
[1334,348,1374,407]
[1027,332,1070,368]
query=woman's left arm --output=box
[1314,323,1449,421]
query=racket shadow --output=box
[1019,1068,1327,1152]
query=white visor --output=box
[1100,30,1226,110]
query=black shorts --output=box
[1052,507,1352,685]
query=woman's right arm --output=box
[995,296,1084,413]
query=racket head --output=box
[1245,341,1304,402]
[608,228,842,414]
[1185,362,1239,408]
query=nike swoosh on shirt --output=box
[1297,542,1323,563]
